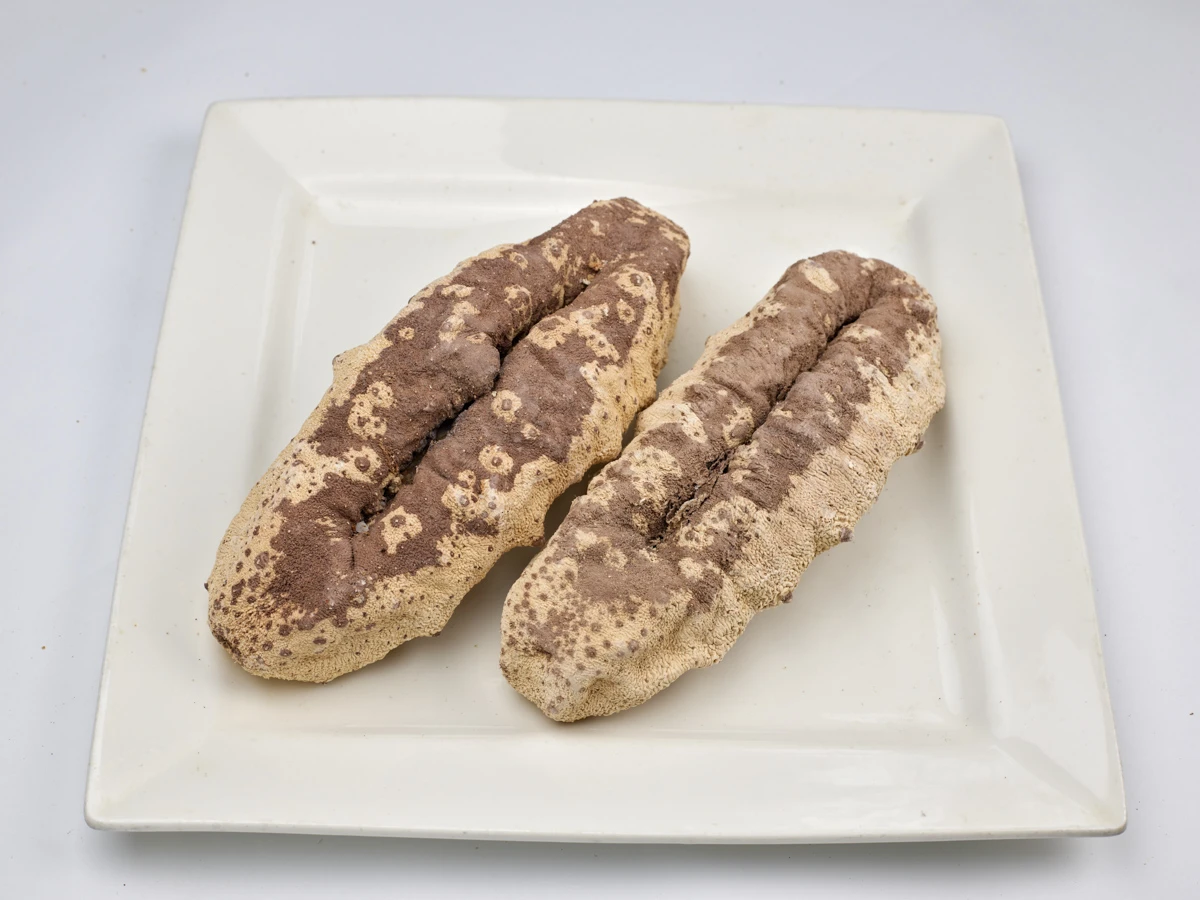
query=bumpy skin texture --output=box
[500,251,945,721]
[208,199,690,682]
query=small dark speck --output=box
[140,67,147,73]
[311,240,316,245]
[41,646,45,650]
[244,72,250,77]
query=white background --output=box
[1,0,1195,896]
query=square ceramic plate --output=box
[86,99,1124,842]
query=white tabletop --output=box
[1,1,1195,896]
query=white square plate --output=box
[86,99,1124,842]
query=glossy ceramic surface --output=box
[86,99,1124,841]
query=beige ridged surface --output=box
[500,251,945,721]
[208,199,689,682]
